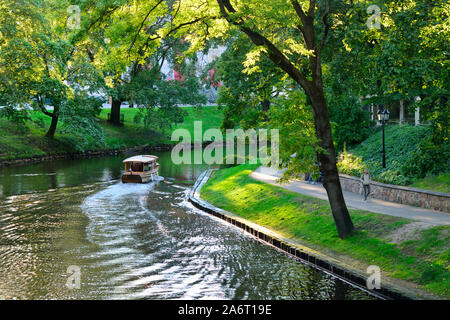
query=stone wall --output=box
[0,140,217,168]
[339,174,449,213]
[0,144,172,168]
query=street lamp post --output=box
[377,107,390,168]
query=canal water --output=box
[0,150,376,299]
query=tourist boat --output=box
[121,155,159,183]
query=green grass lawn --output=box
[95,106,223,148]
[201,164,450,298]
[0,106,223,160]
[172,106,224,141]
[98,106,223,141]
[409,173,450,194]
[0,118,75,159]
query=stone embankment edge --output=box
[0,141,217,168]
[189,169,425,301]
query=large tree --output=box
[170,0,355,237]
[211,35,286,131]
[78,0,206,128]
[0,0,104,139]
[325,0,449,177]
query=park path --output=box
[250,166,450,226]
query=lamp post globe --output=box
[383,109,390,121]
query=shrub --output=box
[337,148,365,176]
[403,136,450,179]
[329,99,374,152]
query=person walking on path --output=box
[361,168,371,200]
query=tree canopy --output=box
[0,0,105,142]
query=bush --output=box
[329,99,374,152]
[337,148,364,176]
[419,264,447,285]
[402,136,450,179]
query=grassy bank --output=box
[201,164,450,298]
[98,106,224,143]
[0,106,223,161]
[409,173,450,194]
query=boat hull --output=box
[121,170,159,183]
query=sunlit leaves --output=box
[0,0,106,139]
[242,46,267,74]
[268,90,321,182]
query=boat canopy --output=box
[122,155,158,163]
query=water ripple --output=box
[0,162,376,300]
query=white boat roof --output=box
[123,155,159,163]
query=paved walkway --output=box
[250,166,450,226]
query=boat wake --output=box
[81,180,181,297]
[80,178,240,299]
[79,177,375,300]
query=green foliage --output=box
[338,147,365,176]
[57,96,105,151]
[267,90,320,181]
[0,106,223,160]
[129,61,206,135]
[414,92,449,147]
[0,107,30,125]
[1,0,448,189]
[409,173,450,194]
[338,124,449,187]
[419,264,447,285]
[0,0,106,138]
[324,0,448,153]
[403,135,450,179]
[213,35,285,130]
[338,125,423,184]
[329,0,449,112]
[328,98,374,152]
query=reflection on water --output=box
[0,149,212,197]
[0,150,376,299]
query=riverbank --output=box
[0,144,171,168]
[199,164,450,299]
[0,106,223,162]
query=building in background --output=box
[160,46,226,104]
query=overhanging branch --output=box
[216,0,312,90]
[127,0,165,54]
[318,0,330,55]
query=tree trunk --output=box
[261,99,270,112]
[333,280,348,300]
[261,99,270,121]
[399,99,405,124]
[215,0,354,238]
[110,98,122,126]
[307,85,354,238]
[45,104,59,138]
